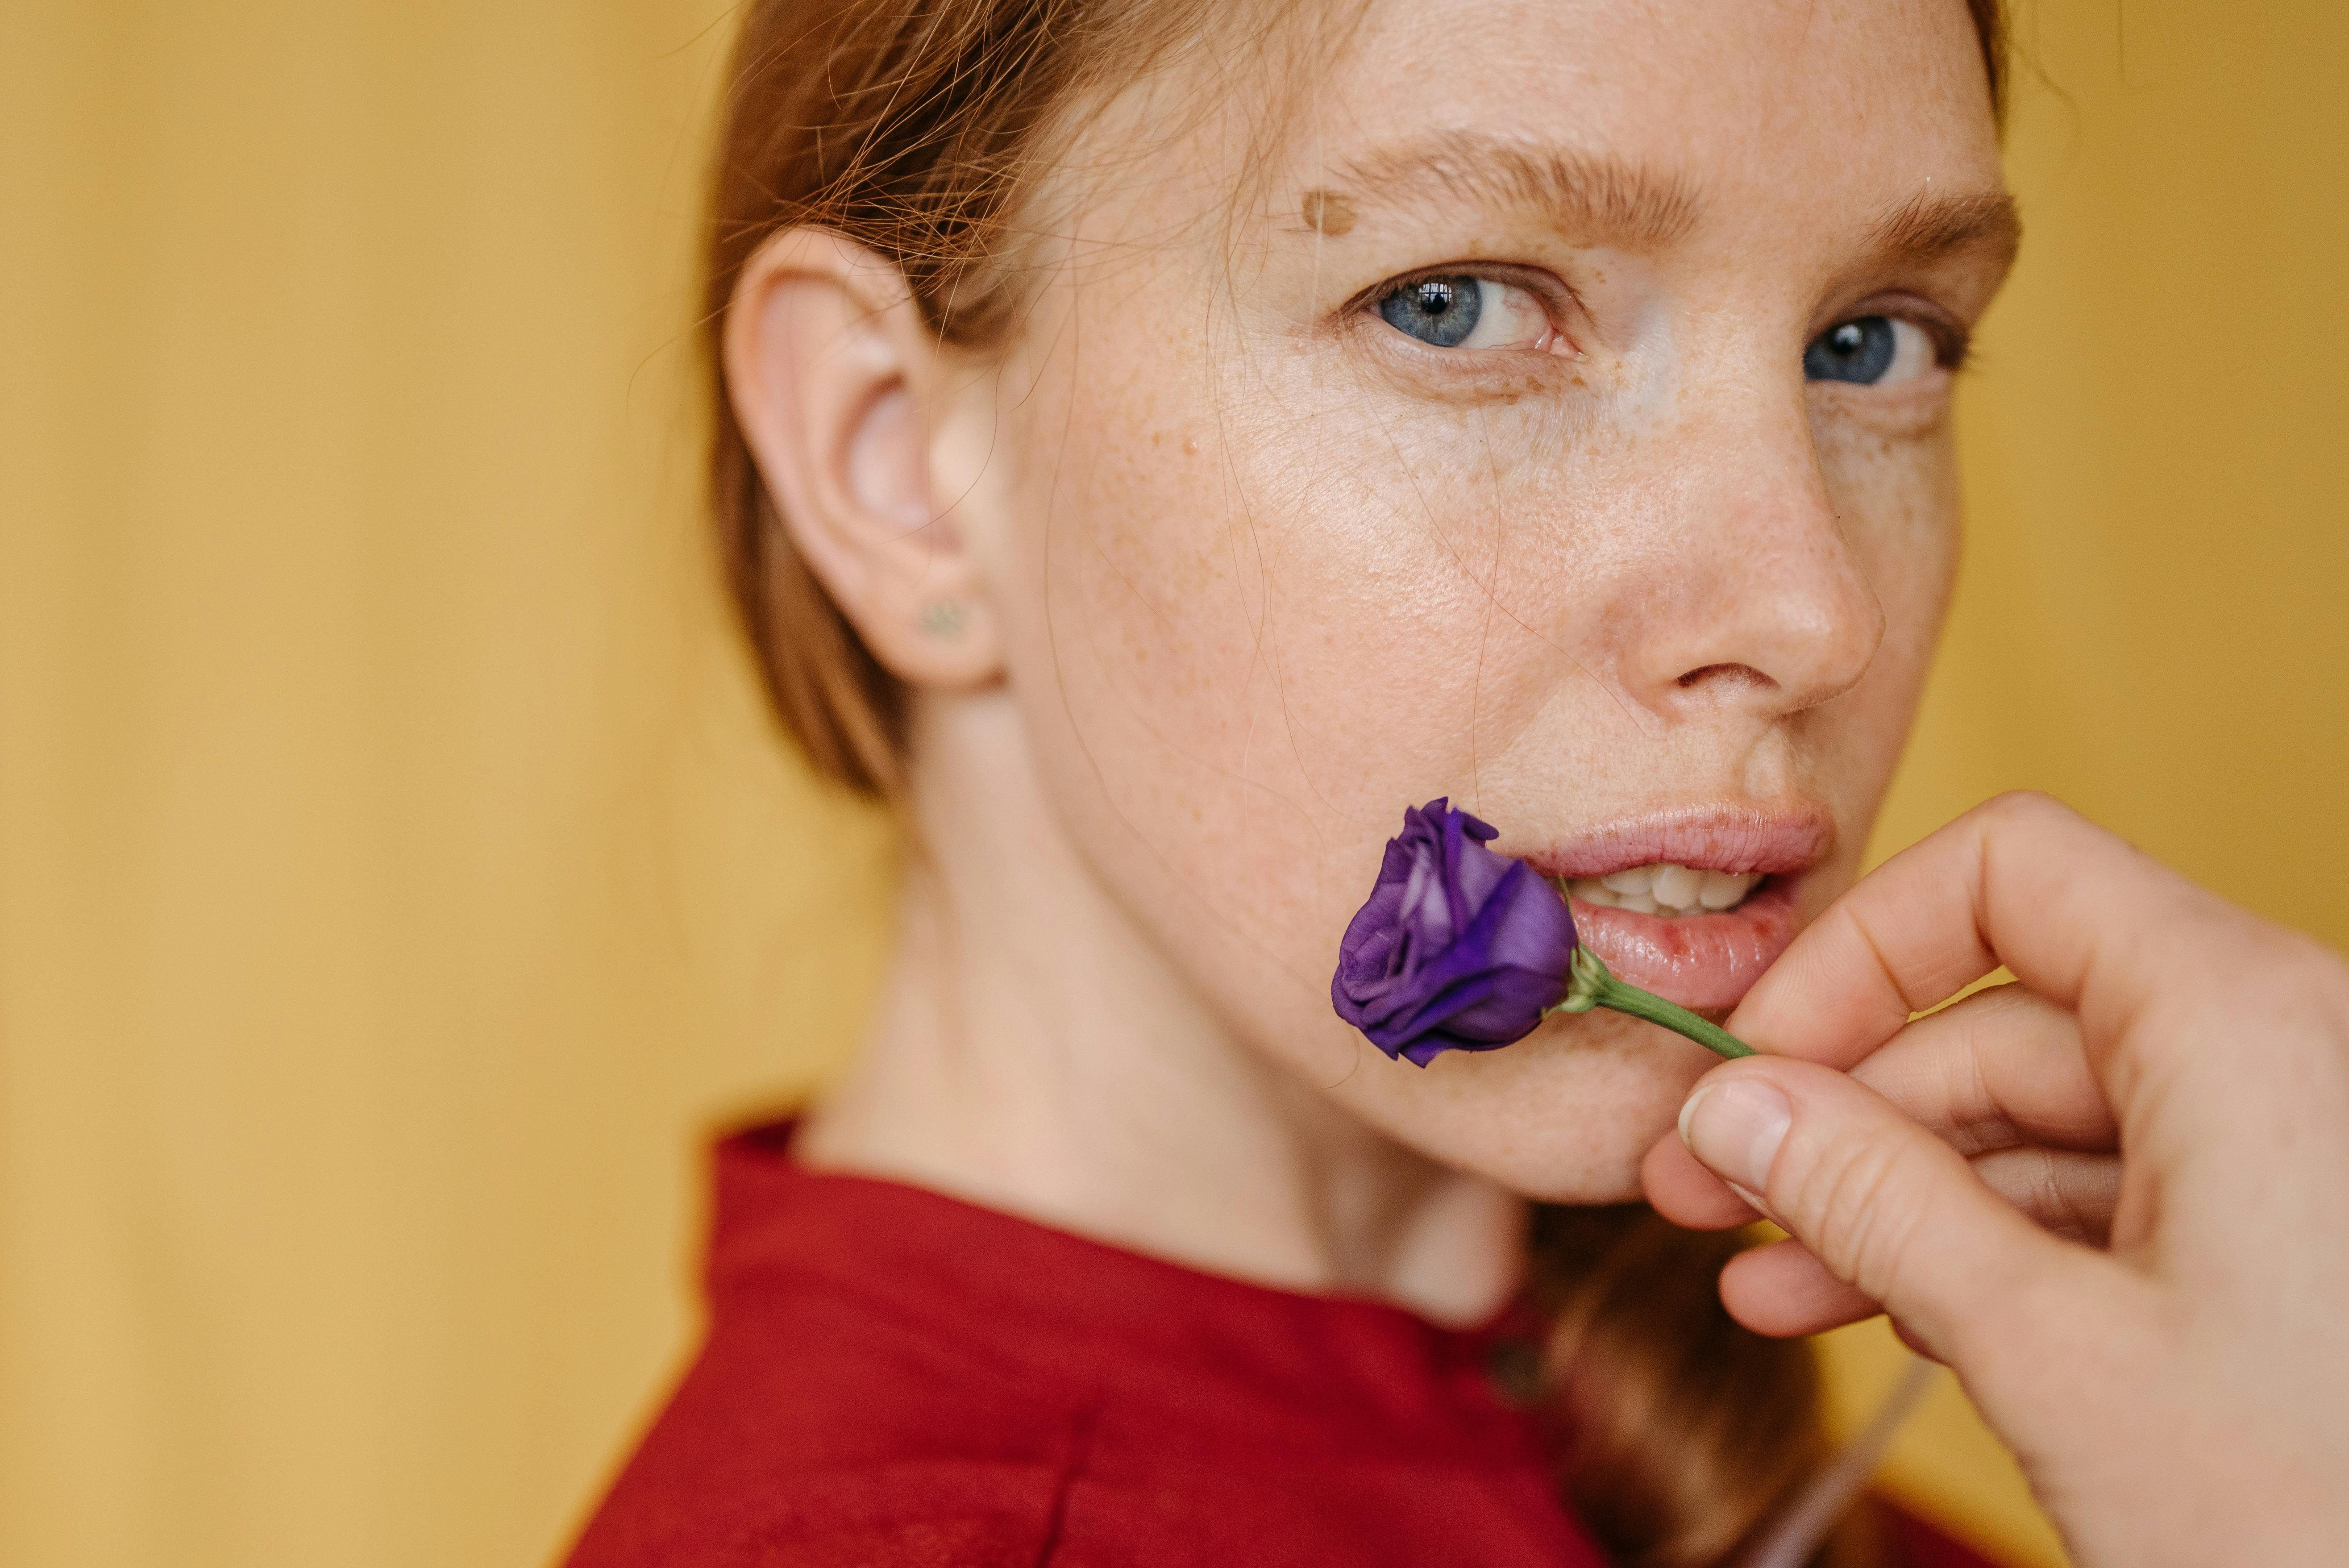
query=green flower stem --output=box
[1548,945,1755,1060]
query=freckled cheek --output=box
[1036,423,1269,737]
[1043,428,1410,703]
[1011,372,1614,840]
[1814,420,1962,643]
[988,400,1370,987]
[1801,420,1962,841]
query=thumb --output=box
[1677,1059,2077,1362]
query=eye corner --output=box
[1934,321,1978,374]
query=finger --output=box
[1654,984,2119,1239]
[1888,1316,1942,1363]
[1677,1054,2083,1360]
[1969,1147,2120,1245]
[1642,1125,1761,1229]
[1848,985,2117,1155]
[1718,1238,1875,1337]
[1722,1149,2123,1338]
[1652,984,2112,1232]
[1648,1111,2120,1245]
[1729,793,2265,1082]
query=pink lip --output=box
[1516,805,1833,1012]
[1516,805,1831,882]
[1567,883,1798,1011]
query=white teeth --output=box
[1698,869,1751,911]
[1559,862,1763,918]
[1650,863,1703,909]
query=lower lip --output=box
[1568,879,1798,1012]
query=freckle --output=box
[1301,188,1355,236]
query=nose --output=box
[1615,386,1885,723]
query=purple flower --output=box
[1331,799,1580,1067]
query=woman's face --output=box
[952,0,2015,1201]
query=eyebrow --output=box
[1867,187,2023,270]
[1310,130,2021,275]
[1318,131,1701,249]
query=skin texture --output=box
[725,0,2015,1324]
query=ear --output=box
[723,228,1001,688]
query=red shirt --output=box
[566,1124,2000,1568]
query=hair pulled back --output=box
[703,3,2006,1563]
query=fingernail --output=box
[1679,1077,1792,1192]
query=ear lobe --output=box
[722,228,1001,689]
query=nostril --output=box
[1676,662,1777,692]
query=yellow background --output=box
[3,2,2342,1565]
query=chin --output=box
[1329,1004,1718,1206]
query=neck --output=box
[796,689,1522,1325]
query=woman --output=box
[566,0,2349,1564]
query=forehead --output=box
[1291,0,2001,229]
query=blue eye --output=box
[1804,317,1895,382]
[1380,276,1483,346]
[1368,273,1560,353]
[1802,315,1943,386]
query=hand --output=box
[1642,793,2349,1568]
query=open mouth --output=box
[1556,861,1764,916]
[1519,811,1830,1014]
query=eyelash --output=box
[1920,315,1973,371]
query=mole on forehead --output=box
[1300,189,1357,236]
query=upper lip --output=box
[1515,803,1834,881]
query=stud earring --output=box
[919,600,965,639]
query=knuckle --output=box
[1786,1131,1926,1305]
[1971,791,2091,874]
[2037,1157,2093,1241]
[1978,789,2070,832]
